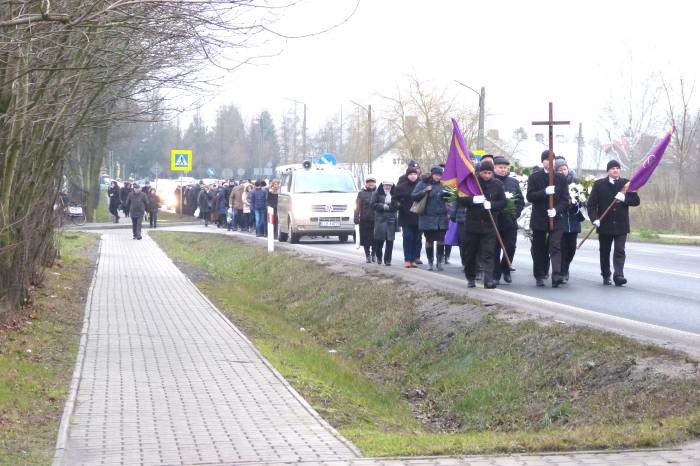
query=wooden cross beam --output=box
[532,102,570,230]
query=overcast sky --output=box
[182,0,700,142]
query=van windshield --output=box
[293,171,356,193]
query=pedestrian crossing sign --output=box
[171,149,192,171]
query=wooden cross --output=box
[532,102,570,230]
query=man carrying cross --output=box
[526,151,570,287]
[529,103,571,288]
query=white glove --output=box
[547,208,556,218]
[545,185,555,195]
[505,192,513,199]
[473,195,485,204]
[615,192,626,202]
[483,200,491,210]
[593,220,601,227]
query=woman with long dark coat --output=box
[372,181,399,266]
[354,176,377,263]
[107,181,121,223]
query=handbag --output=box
[409,195,427,215]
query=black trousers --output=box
[131,216,143,238]
[374,240,393,264]
[464,231,497,282]
[494,227,517,280]
[149,210,158,228]
[531,229,563,279]
[561,232,579,275]
[598,234,627,278]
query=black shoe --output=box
[603,277,612,286]
[613,275,627,286]
[415,259,423,265]
[436,262,443,271]
[384,261,391,266]
[551,274,564,288]
[137,236,142,240]
[467,280,476,288]
[444,257,450,265]
[366,254,371,263]
[536,278,545,287]
[503,271,512,283]
[428,262,434,271]
[484,281,497,289]
[562,273,569,283]
[371,254,376,263]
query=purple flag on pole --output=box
[442,118,481,196]
[625,128,674,192]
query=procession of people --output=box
[354,151,642,290]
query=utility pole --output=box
[577,122,584,172]
[350,100,372,173]
[454,80,486,151]
[287,98,307,161]
[478,86,485,151]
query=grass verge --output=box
[151,231,700,456]
[0,232,98,465]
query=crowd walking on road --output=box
[354,153,640,291]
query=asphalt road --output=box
[277,231,700,335]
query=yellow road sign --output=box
[171,149,192,171]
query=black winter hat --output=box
[430,165,444,175]
[606,160,621,171]
[541,150,554,161]
[408,159,420,168]
[493,155,509,166]
[405,167,419,175]
[479,160,495,172]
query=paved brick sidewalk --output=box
[54,230,359,465]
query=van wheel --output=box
[338,234,349,243]
[278,220,288,242]
[288,218,300,244]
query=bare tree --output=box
[662,77,700,204]
[381,75,477,167]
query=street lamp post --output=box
[286,98,307,161]
[454,80,485,151]
[350,100,372,173]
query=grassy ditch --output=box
[152,231,700,456]
[0,232,98,465]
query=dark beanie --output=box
[405,167,419,175]
[541,150,554,161]
[479,160,495,172]
[408,159,420,168]
[493,155,509,166]
[430,165,444,175]
[607,160,621,171]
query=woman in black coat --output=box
[555,159,584,283]
[372,181,399,266]
[107,181,121,223]
[354,177,377,262]
[197,185,213,227]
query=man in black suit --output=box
[586,160,640,286]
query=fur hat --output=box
[606,160,621,171]
[479,160,495,172]
[493,155,509,166]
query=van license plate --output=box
[319,221,340,227]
